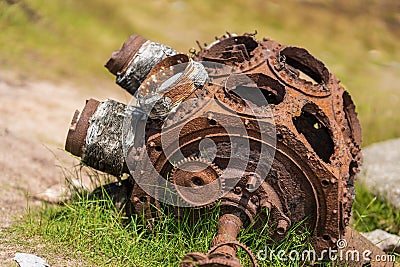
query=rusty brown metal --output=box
[105,34,177,95]
[181,213,259,267]
[105,34,147,76]
[64,32,393,267]
[65,99,129,177]
[65,98,100,157]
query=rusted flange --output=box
[105,34,147,76]
[65,98,100,157]
[105,34,177,95]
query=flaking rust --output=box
[65,32,392,267]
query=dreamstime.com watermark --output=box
[257,239,396,263]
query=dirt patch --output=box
[0,228,87,267]
[0,70,127,265]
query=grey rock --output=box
[361,229,400,253]
[14,253,49,267]
[34,178,89,203]
[359,138,400,210]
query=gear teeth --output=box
[169,156,225,208]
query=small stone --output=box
[34,179,89,203]
[361,229,400,253]
[14,253,49,267]
[359,138,400,210]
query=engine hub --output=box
[64,32,392,267]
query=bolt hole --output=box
[277,133,283,140]
[234,187,242,195]
[321,180,330,187]
[208,119,217,126]
[155,146,162,152]
[191,176,204,186]
[139,196,148,203]
[322,234,330,241]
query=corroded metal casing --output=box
[65,98,128,177]
[105,34,177,94]
[65,33,393,267]
[193,34,363,252]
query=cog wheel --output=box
[169,157,225,207]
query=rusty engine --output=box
[65,32,390,267]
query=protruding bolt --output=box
[233,186,242,195]
[246,175,258,192]
[250,195,259,205]
[149,141,156,147]
[132,196,140,203]
[260,199,272,210]
[277,220,289,235]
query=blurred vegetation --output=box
[12,192,321,266]
[1,0,399,145]
[353,184,400,236]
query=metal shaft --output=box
[211,213,243,259]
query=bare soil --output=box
[0,71,127,266]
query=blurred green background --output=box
[1,0,399,146]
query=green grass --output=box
[8,179,399,266]
[1,0,399,145]
[353,183,400,236]
[2,1,400,265]
[13,191,318,266]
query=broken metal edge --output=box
[105,34,148,76]
[65,98,100,157]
